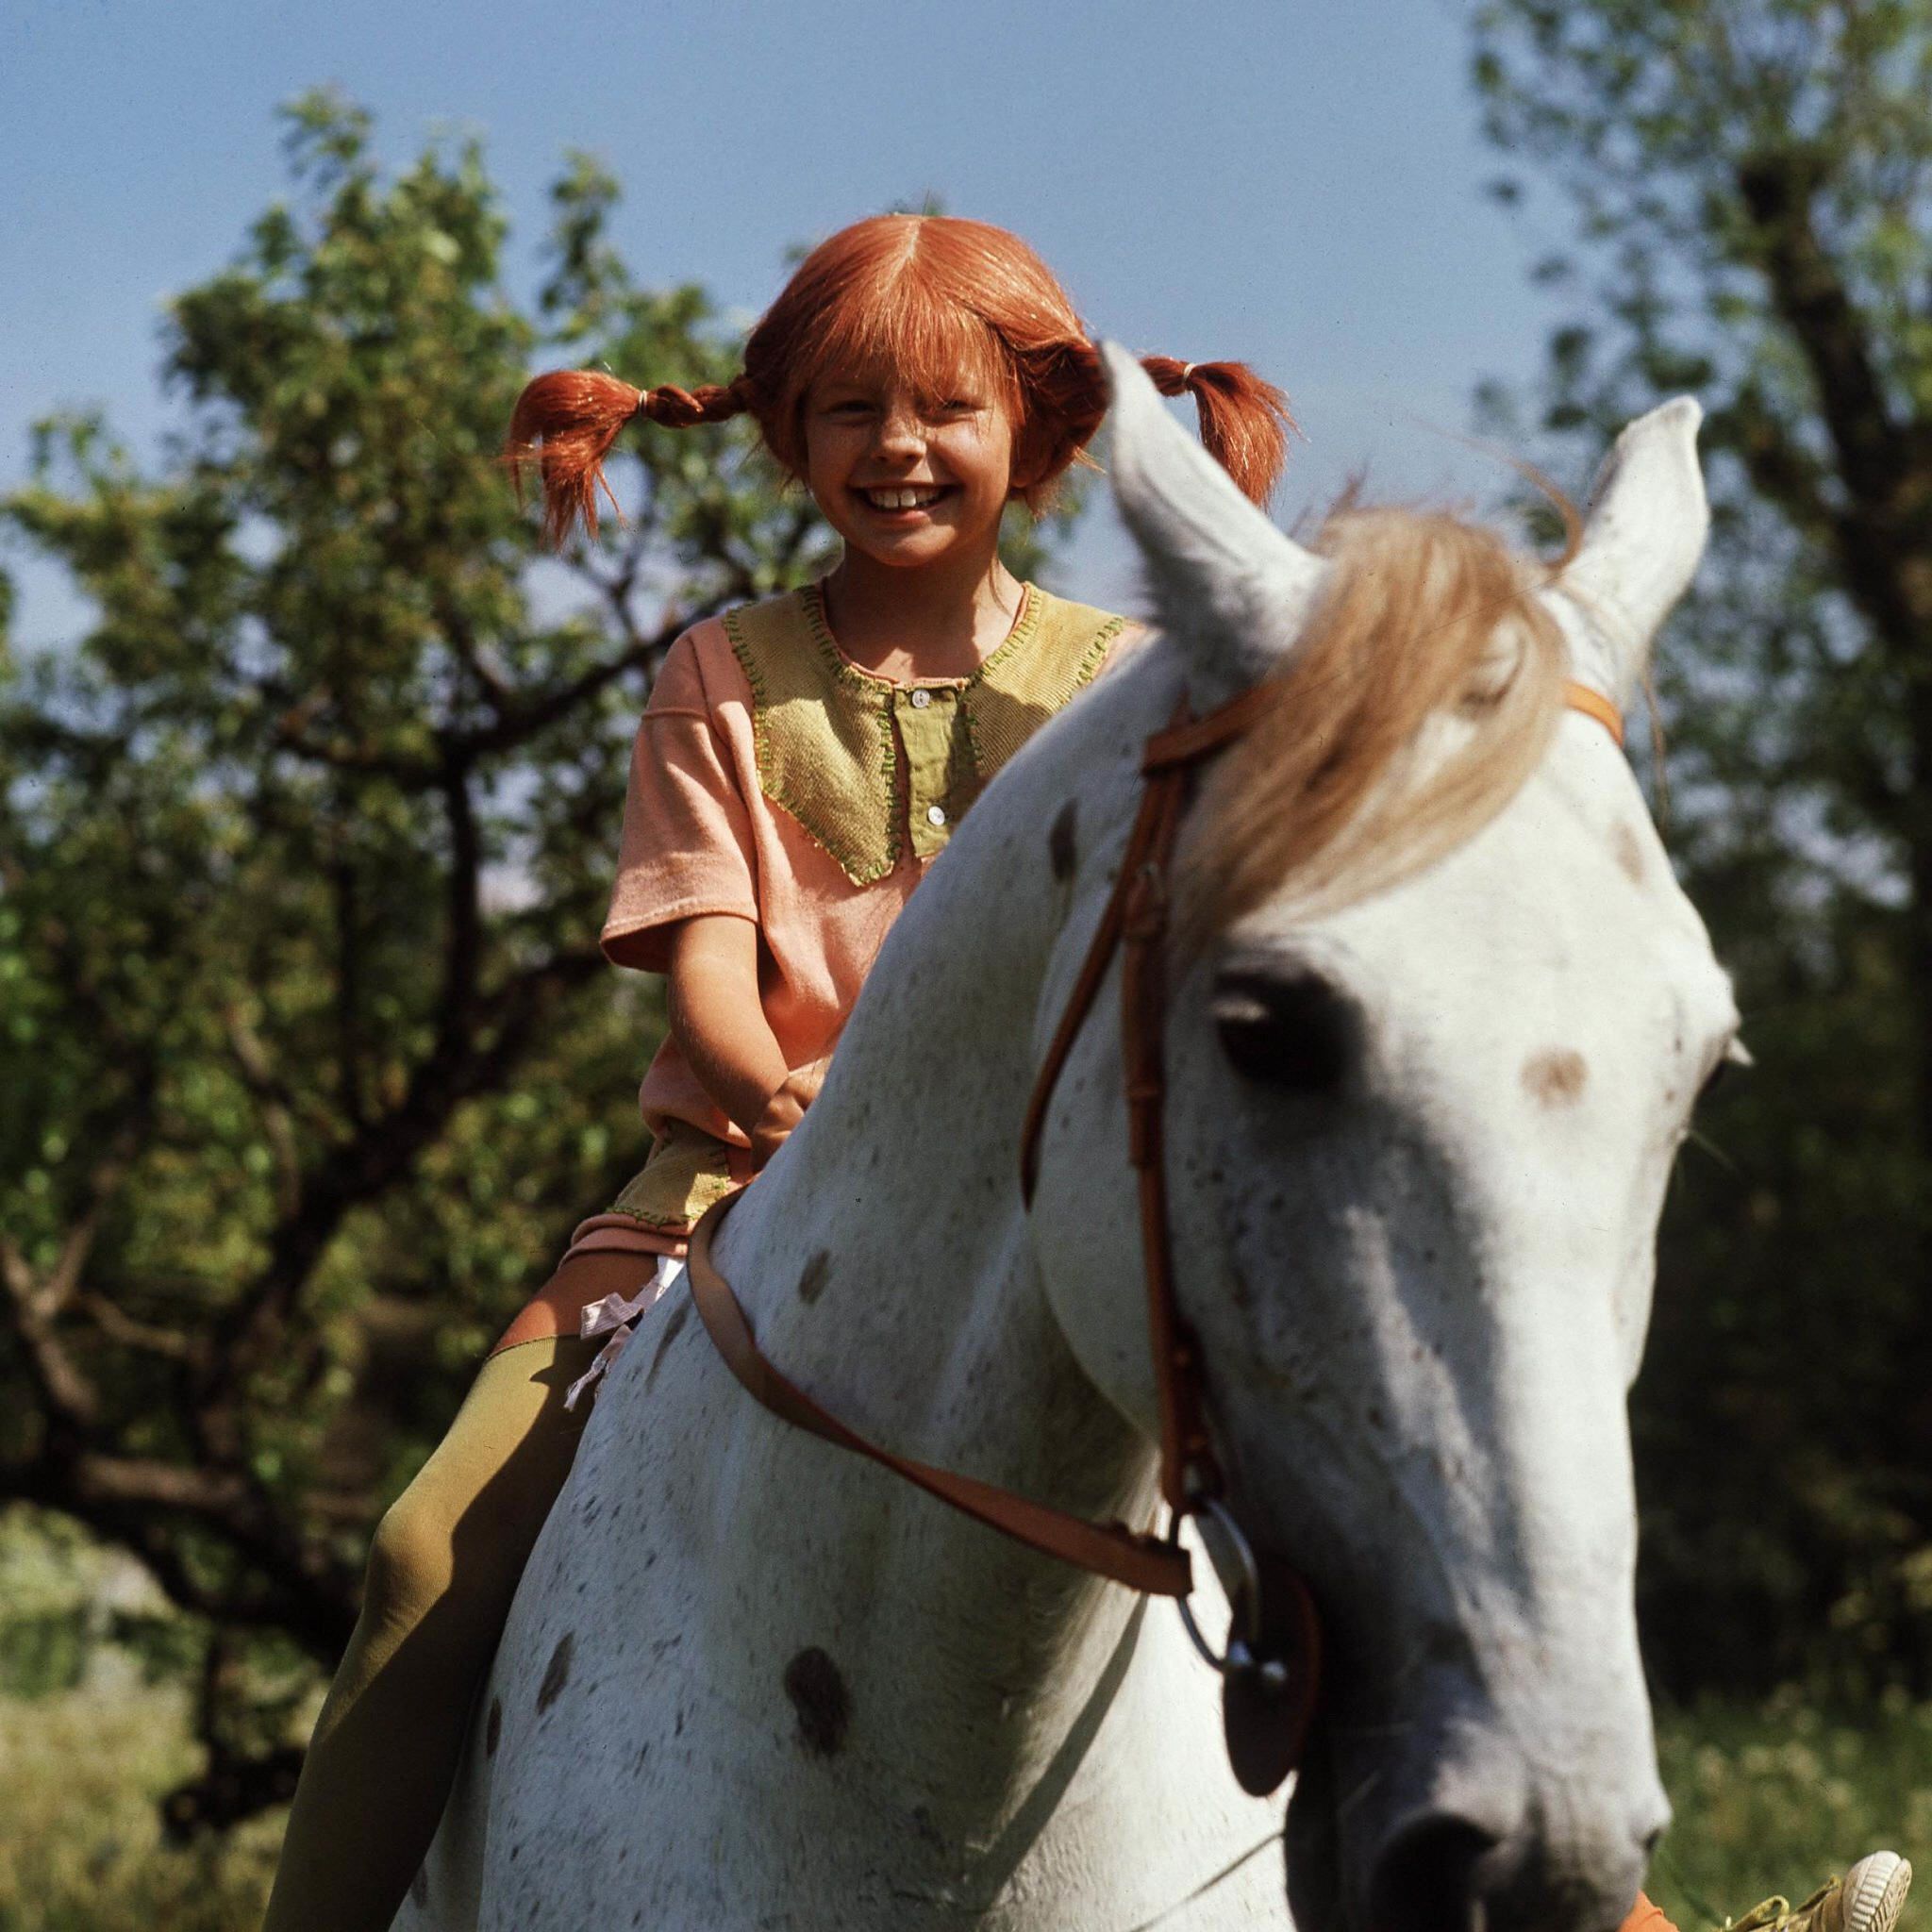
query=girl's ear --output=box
[1008,410,1074,504]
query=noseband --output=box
[686,672,1624,1797]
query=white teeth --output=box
[864,487,943,509]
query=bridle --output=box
[685,670,1625,1798]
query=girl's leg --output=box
[262,1250,660,1932]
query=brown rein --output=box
[684,675,1625,1607]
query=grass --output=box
[0,1677,1928,1929]
[1650,1690,1932,1929]
[0,1669,281,1932]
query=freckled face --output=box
[800,370,1021,573]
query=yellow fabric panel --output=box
[608,1119,741,1232]
[967,594,1126,781]
[725,581,1124,886]
[895,682,972,860]
[724,587,901,885]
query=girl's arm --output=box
[664,913,815,1167]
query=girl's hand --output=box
[749,1062,824,1170]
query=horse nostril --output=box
[1636,1790,1673,1863]
[1211,961,1358,1094]
[1370,1815,1504,1932]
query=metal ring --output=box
[1168,1500,1291,1689]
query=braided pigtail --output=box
[503,369,751,550]
[1139,355,1295,508]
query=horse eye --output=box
[1211,962,1358,1094]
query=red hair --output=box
[505,214,1294,549]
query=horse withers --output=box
[396,347,1732,1932]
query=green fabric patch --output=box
[608,1120,740,1232]
[725,582,1125,884]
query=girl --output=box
[261,213,1909,1932]
[261,210,1287,1932]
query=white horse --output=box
[395,346,1735,1932]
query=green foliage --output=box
[0,1674,284,1931]
[1472,1,1932,1693]
[1652,1691,1932,1927]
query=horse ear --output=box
[1557,396,1708,704]
[1101,341,1326,711]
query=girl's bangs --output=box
[798,269,1016,410]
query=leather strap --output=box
[685,1189,1192,1597]
[1563,679,1624,746]
[685,672,1625,1604]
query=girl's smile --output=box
[853,483,954,517]
[804,372,1018,573]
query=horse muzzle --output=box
[1291,1681,1669,1932]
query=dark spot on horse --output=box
[1049,798,1079,882]
[485,1696,503,1757]
[537,1631,575,1713]
[410,1866,429,1908]
[1524,1048,1588,1107]
[1612,822,1645,885]
[645,1297,691,1391]
[784,1645,851,1757]
[912,1803,945,1851]
[1228,1257,1255,1312]
[798,1249,832,1307]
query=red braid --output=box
[1137,355,1295,508]
[503,369,750,550]
[1008,341,1293,509]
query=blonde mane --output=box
[1177,504,1573,945]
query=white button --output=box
[909,688,933,708]
[925,804,948,827]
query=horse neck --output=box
[703,654,1173,1806]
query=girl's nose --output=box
[874,406,926,458]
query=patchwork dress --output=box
[558,577,1132,1405]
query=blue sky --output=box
[1,0,1572,638]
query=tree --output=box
[1472,0,1932,1693]
[0,92,1081,1831]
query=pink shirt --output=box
[601,611,930,1155]
[558,582,1129,1273]
[594,579,1128,1158]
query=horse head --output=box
[1029,346,1737,1932]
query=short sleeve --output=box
[600,631,760,974]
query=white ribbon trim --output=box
[563,1257,684,1410]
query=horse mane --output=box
[1176,502,1574,947]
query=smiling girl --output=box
[260,212,1290,1932]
